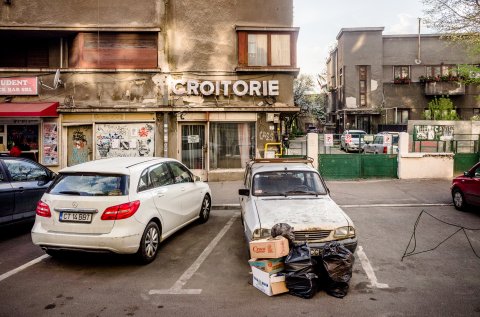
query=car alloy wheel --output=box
[198,195,211,223]
[137,222,160,264]
[452,188,466,211]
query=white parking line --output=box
[341,203,452,208]
[149,213,239,295]
[0,254,49,283]
[356,246,389,289]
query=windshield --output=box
[48,173,129,196]
[252,171,327,196]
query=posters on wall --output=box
[95,123,155,158]
[413,125,454,141]
[42,122,58,165]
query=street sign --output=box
[324,134,333,147]
[345,134,352,144]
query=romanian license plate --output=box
[310,248,321,256]
[59,212,92,223]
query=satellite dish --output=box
[414,59,422,65]
[40,69,63,90]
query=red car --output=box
[451,162,480,211]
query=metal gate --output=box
[319,153,398,180]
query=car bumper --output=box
[306,237,358,256]
[31,221,143,254]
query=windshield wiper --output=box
[285,190,319,196]
[57,190,82,195]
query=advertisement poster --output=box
[42,122,58,165]
[95,123,155,158]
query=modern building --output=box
[0,0,299,180]
[326,27,480,133]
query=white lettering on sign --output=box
[170,79,280,97]
[0,77,38,96]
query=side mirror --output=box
[463,171,471,177]
[238,188,250,196]
[194,175,201,182]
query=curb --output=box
[212,204,241,210]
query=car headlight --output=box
[334,226,355,238]
[252,228,271,239]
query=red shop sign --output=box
[0,77,38,95]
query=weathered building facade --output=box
[0,0,299,180]
[326,27,480,133]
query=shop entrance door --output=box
[180,124,207,181]
[67,125,93,166]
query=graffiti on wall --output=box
[42,122,58,166]
[95,123,155,158]
[413,125,454,141]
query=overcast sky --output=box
[293,0,433,76]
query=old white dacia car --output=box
[239,157,357,256]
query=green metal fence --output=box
[319,153,398,180]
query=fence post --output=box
[307,132,319,170]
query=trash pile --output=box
[248,223,354,299]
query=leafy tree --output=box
[422,96,460,120]
[422,0,480,54]
[284,74,326,134]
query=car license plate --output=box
[310,248,321,256]
[59,212,92,223]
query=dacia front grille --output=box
[294,230,331,242]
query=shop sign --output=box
[187,135,200,144]
[171,79,279,97]
[0,77,38,95]
[413,125,454,141]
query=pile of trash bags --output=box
[272,223,355,299]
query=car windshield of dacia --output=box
[252,171,327,196]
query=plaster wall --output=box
[0,0,162,27]
[398,154,454,179]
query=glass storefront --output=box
[209,122,255,169]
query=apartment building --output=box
[326,27,480,133]
[0,0,299,180]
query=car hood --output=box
[254,196,353,231]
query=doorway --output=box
[180,124,207,180]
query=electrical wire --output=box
[401,209,480,261]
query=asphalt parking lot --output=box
[0,179,479,317]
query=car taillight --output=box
[101,201,140,220]
[383,146,387,154]
[36,201,51,218]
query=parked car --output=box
[31,157,211,264]
[451,161,480,211]
[306,126,319,133]
[340,130,367,152]
[362,132,399,154]
[0,157,56,226]
[238,157,357,257]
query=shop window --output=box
[69,32,158,69]
[7,125,38,151]
[209,122,255,169]
[236,27,299,71]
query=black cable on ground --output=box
[401,209,480,261]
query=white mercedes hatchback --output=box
[31,157,211,264]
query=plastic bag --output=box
[285,272,318,299]
[284,243,316,274]
[271,223,295,245]
[321,242,354,298]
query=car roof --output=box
[59,157,174,175]
[247,158,317,174]
[345,130,366,133]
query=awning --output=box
[0,102,59,117]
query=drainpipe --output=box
[163,83,169,158]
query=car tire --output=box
[452,188,467,211]
[137,221,160,264]
[44,249,63,258]
[198,194,211,224]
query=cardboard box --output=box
[249,236,289,259]
[248,257,285,274]
[251,266,289,296]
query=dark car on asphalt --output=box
[0,157,56,225]
[451,161,480,211]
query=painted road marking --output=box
[357,246,389,289]
[0,254,49,283]
[149,213,239,295]
[341,203,452,208]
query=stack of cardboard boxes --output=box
[248,236,290,296]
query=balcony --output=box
[420,76,465,95]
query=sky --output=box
[293,0,433,76]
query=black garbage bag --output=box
[284,243,316,274]
[285,272,318,299]
[321,242,355,298]
[271,223,295,245]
